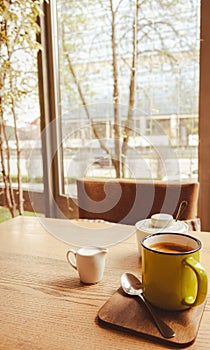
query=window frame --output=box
[38,0,78,219]
[198,0,210,231]
[37,0,210,230]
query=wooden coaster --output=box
[98,287,206,347]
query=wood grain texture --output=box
[98,287,206,347]
[0,216,210,350]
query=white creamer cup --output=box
[135,216,189,257]
[66,246,108,284]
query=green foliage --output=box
[1,0,44,119]
[0,206,44,223]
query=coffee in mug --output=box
[141,233,208,311]
[149,242,194,253]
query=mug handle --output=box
[184,256,208,306]
[66,249,77,270]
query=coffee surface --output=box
[149,242,194,253]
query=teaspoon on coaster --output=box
[121,272,176,339]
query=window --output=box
[0,1,44,218]
[38,1,210,230]
[55,0,199,187]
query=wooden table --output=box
[0,216,209,350]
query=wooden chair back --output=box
[77,178,200,225]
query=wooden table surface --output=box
[0,216,210,350]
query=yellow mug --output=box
[141,233,208,311]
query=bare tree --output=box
[0,0,43,217]
[58,0,198,178]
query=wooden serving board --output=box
[98,287,206,347]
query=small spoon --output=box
[121,273,175,339]
[175,200,188,221]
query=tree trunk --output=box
[121,0,139,177]
[12,99,24,215]
[0,119,16,218]
[110,0,121,178]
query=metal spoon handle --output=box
[138,293,175,338]
[175,200,188,221]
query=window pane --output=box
[54,0,200,196]
[1,2,43,222]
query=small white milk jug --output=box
[66,246,108,284]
